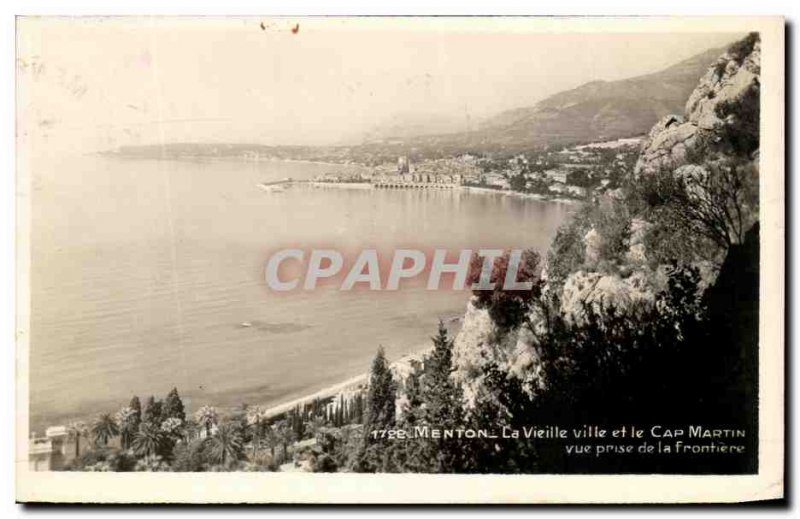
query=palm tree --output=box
[206,422,244,466]
[132,423,167,459]
[263,423,277,458]
[91,413,120,447]
[115,406,138,450]
[275,419,295,460]
[193,406,218,438]
[66,421,88,458]
[246,406,265,459]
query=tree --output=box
[114,406,138,450]
[66,421,88,458]
[132,423,169,459]
[467,249,542,331]
[160,417,185,442]
[143,396,163,426]
[364,346,396,430]
[163,387,186,422]
[274,419,295,461]
[509,172,527,192]
[171,438,209,472]
[354,346,397,472]
[207,422,245,466]
[193,406,218,438]
[471,264,713,473]
[390,360,428,472]
[246,406,266,459]
[129,396,142,429]
[91,413,119,447]
[263,423,278,458]
[636,157,758,252]
[420,321,465,472]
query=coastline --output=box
[236,315,463,420]
[301,181,585,205]
[99,153,585,206]
[460,185,583,205]
[30,314,464,434]
[256,343,434,421]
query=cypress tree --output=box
[163,387,186,421]
[354,346,397,472]
[392,360,428,472]
[364,346,396,428]
[143,396,163,426]
[421,321,465,472]
[129,396,142,429]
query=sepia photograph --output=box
[13,15,784,504]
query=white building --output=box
[29,426,69,471]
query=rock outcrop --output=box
[635,34,760,176]
[452,299,543,408]
[451,34,761,413]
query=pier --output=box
[371,181,460,189]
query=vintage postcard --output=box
[15,16,784,503]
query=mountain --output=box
[392,46,729,152]
[109,45,733,161]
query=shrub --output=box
[714,81,760,158]
[467,249,542,331]
[171,439,210,472]
[633,158,758,252]
[728,32,759,65]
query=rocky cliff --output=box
[451,33,762,410]
[635,34,760,176]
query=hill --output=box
[475,47,726,148]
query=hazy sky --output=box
[17,18,741,152]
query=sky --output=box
[16,18,741,152]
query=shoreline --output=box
[31,316,464,434]
[256,343,434,421]
[99,153,586,206]
[226,314,463,420]
[301,181,584,205]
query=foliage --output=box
[142,396,163,426]
[66,447,137,472]
[115,406,138,450]
[714,81,760,159]
[471,252,757,473]
[467,249,542,331]
[728,32,759,66]
[171,439,210,472]
[134,455,171,472]
[160,417,185,440]
[129,396,142,428]
[163,387,186,422]
[132,422,170,459]
[353,347,397,472]
[417,322,466,472]
[193,405,219,437]
[66,421,89,458]
[546,200,632,284]
[91,413,119,447]
[206,422,246,466]
[632,157,758,251]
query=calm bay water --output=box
[28,154,573,431]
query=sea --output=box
[27,154,574,432]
